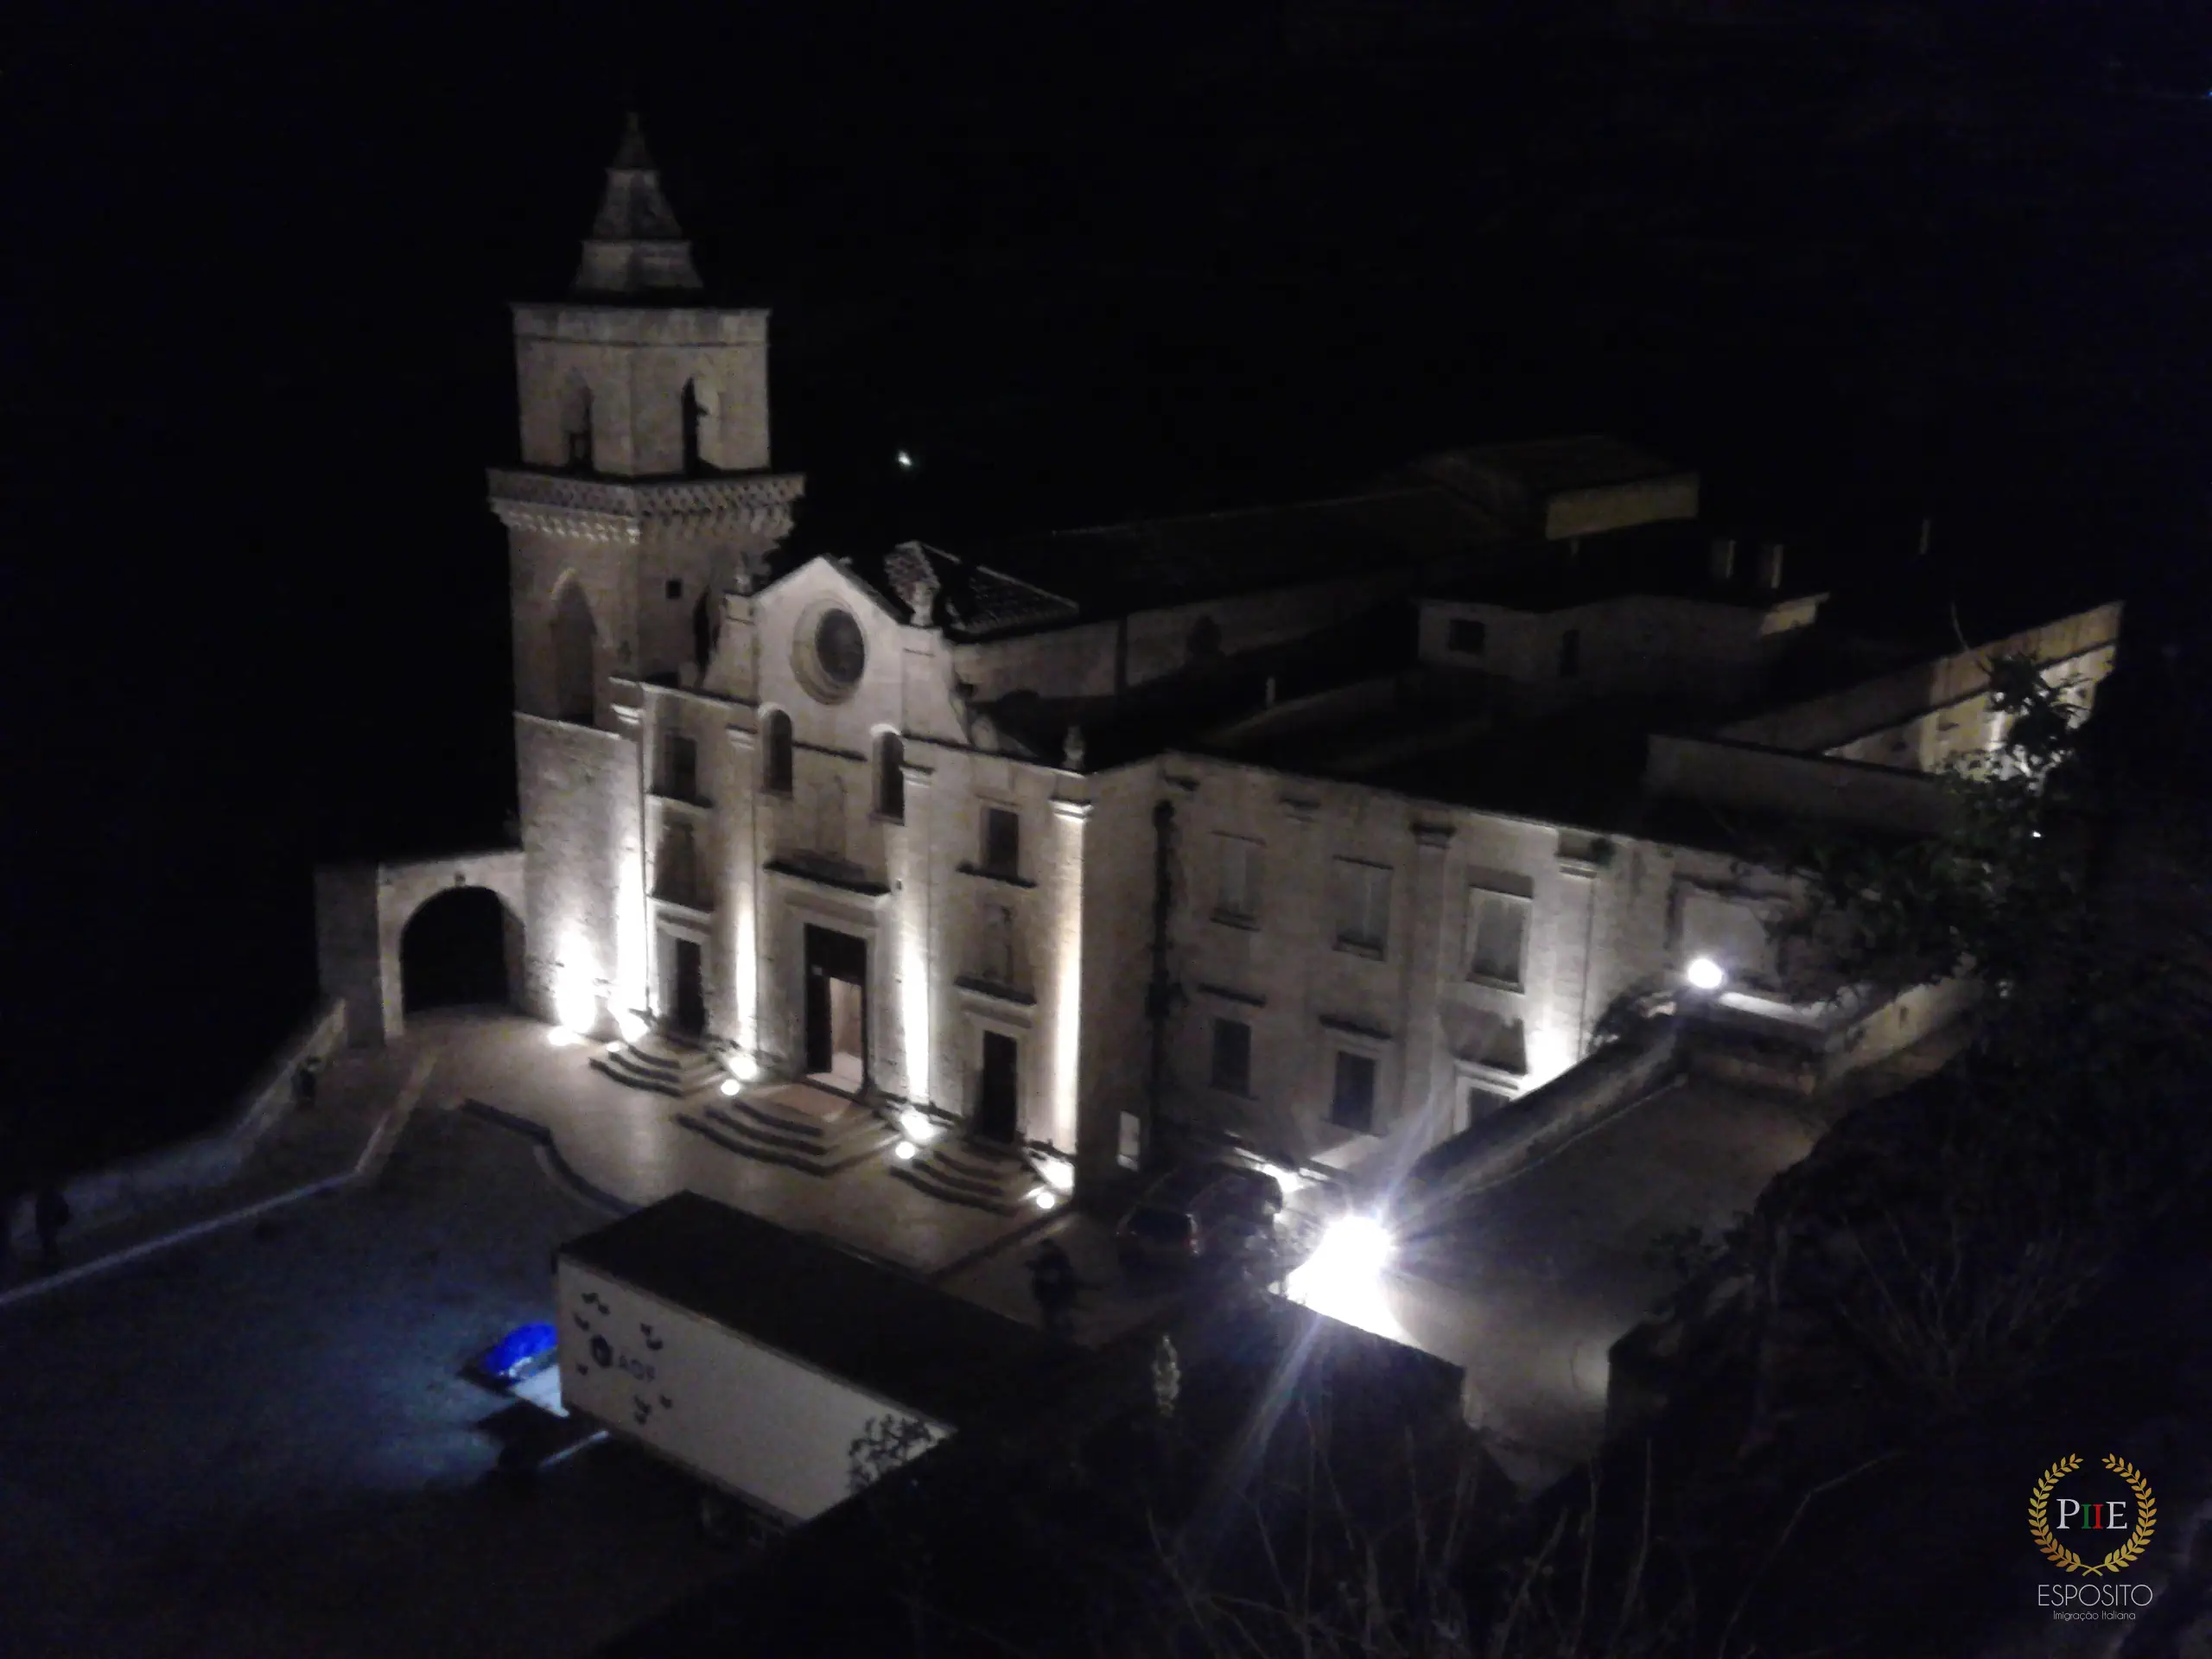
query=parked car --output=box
[1116,1163,1285,1272]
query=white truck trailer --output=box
[555,1192,1065,1524]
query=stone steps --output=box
[590,1032,727,1100]
[676,1086,896,1178]
[891,1136,1049,1214]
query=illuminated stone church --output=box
[316,119,2119,1200]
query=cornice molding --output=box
[487,467,805,543]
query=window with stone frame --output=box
[1209,1018,1253,1096]
[1332,858,1393,956]
[561,378,594,471]
[761,709,793,794]
[1216,835,1262,925]
[982,807,1020,880]
[1446,617,1487,656]
[658,820,700,907]
[1464,1083,1515,1130]
[1329,1051,1378,1135]
[1466,887,1532,988]
[662,731,698,801]
[875,732,906,822]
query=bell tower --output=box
[490,112,803,725]
[490,116,803,1040]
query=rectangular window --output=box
[1467,887,1531,987]
[876,734,906,822]
[665,578,684,601]
[1209,1018,1252,1096]
[1559,628,1582,679]
[982,807,1020,880]
[1216,835,1261,923]
[1465,1084,1514,1130]
[659,821,698,906]
[1329,1051,1377,1135]
[664,733,698,800]
[1446,617,1487,656]
[1332,858,1392,955]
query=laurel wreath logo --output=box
[2029,1454,2157,1575]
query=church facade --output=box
[320,121,2120,1200]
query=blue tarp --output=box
[480,1322,558,1382]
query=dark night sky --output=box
[10,0,2212,1166]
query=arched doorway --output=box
[401,887,515,1013]
[552,579,597,724]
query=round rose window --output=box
[800,606,867,700]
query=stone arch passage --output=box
[316,849,529,1047]
[400,887,513,1013]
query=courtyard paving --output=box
[0,1004,1966,1659]
[412,1008,1050,1279]
[0,1106,730,1659]
[1287,1032,1965,1486]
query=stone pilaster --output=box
[890,760,935,1104]
[723,722,763,1059]
[1555,835,1607,1062]
[1049,796,1093,1168]
[1400,821,1457,1142]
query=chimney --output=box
[1708,537,1738,584]
[1756,541,1786,594]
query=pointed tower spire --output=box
[572,112,704,297]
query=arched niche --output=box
[551,576,599,725]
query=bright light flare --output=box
[547,1027,582,1049]
[615,1008,651,1046]
[1319,1215,1394,1278]
[1039,1156,1075,1193]
[894,1141,918,1162]
[1286,1213,1397,1326]
[553,956,599,1034]
[1685,956,1726,992]
[1033,1190,1058,1211]
[719,1077,742,1097]
[730,1052,760,1083]
[898,1108,940,1146]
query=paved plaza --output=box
[0,1107,729,1659]
[0,1002,1958,1654]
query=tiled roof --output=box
[972,486,1511,616]
[1406,435,1683,499]
[841,542,1081,639]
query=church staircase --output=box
[590,1029,728,1100]
[677,1081,898,1178]
[891,1135,1052,1215]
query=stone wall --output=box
[516,712,641,1036]
[1399,1015,1684,1216]
[7,995,350,1250]
[1644,733,1961,834]
[1417,590,1822,707]
[1718,601,2122,756]
[1155,757,1640,1177]
[511,303,771,478]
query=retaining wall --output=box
[6,996,349,1252]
